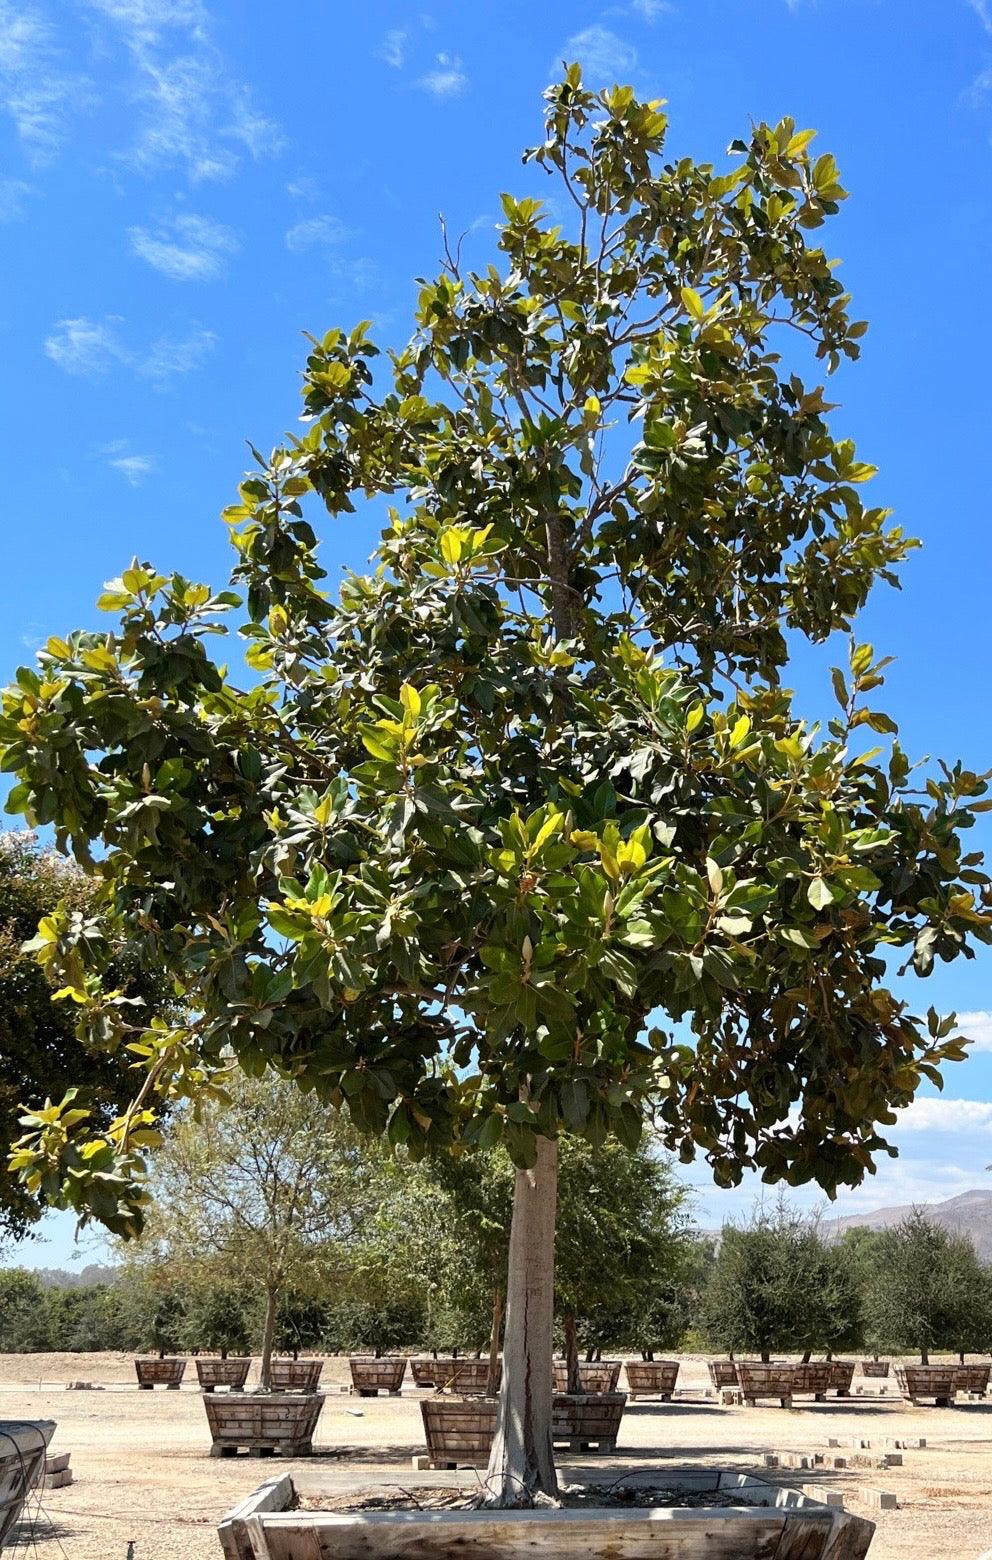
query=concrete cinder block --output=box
[42,1470,73,1489]
[860,1488,898,1510]
[411,1455,432,1470]
[45,1452,71,1473]
[801,1484,845,1508]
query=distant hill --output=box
[29,1263,121,1289]
[824,1189,992,1259]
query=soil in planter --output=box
[300,1484,770,1513]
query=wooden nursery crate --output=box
[204,1392,324,1457]
[268,1359,323,1393]
[0,1421,55,1546]
[419,1392,627,1469]
[624,1360,680,1400]
[707,1359,738,1389]
[429,1357,501,1394]
[894,1365,958,1406]
[348,1357,407,1395]
[134,1357,186,1389]
[736,1362,796,1408]
[792,1362,835,1400]
[827,1360,856,1396]
[219,1469,876,1560]
[553,1391,626,1452]
[552,1360,621,1393]
[861,1359,890,1378]
[410,1357,437,1387]
[953,1362,990,1395]
[196,1358,251,1393]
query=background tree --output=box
[860,1210,990,1363]
[6,71,991,1502]
[181,1273,253,1358]
[701,1202,860,1361]
[125,1073,371,1386]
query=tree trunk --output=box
[484,1134,558,1505]
[564,1316,580,1393]
[921,1346,929,1365]
[801,1349,811,1364]
[260,1285,277,1390]
[761,1349,770,1363]
[487,1289,504,1398]
[959,1349,965,1365]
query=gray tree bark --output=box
[484,1134,559,1503]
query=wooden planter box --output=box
[428,1357,501,1394]
[894,1365,958,1406]
[204,1392,324,1457]
[954,1363,991,1395]
[827,1360,856,1396]
[861,1360,890,1378]
[196,1358,251,1393]
[707,1359,739,1389]
[419,1392,627,1469]
[219,1470,875,1560]
[269,1359,323,1393]
[552,1360,621,1393]
[135,1357,186,1389]
[736,1362,797,1408]
[624,1359,680,1400]
[348,1357,406,1396]
[410,1357,437,1387]
[0,1421,55,1546]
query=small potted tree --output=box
[867,1213,986,1404]
[126,1075,371,1452]
[343,1295,421,1395]
[134,1288,186,1389]
[185,1278,252,1391]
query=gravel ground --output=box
[1,1353,990,1560]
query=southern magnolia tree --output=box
[4,74,991,1498]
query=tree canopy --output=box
[854,1210,991,1363]
[701,1201,861,1360]
[3,67,990,1501]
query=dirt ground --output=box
[2,1353,991,1560]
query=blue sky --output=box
[2,0,992,1267]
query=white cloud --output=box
[380,28,406,68]
[895,1096,992,1134]
[955,1010,992,1052]
[102,442,154,484]
[417,52,467,98]
[129,210,238,279]
[45,315,215,381]
[631,0,672,17]
[560,26,637,82]
[141,326,214,380]
[0,176,35,221]
[284,214,346,253]
[86,0,284,182]
[0,1,92,164]
[44,316,129,375]
[968,0,992,32]
[286,175,318,202]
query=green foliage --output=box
[0,1268,52,1350]
[0,831,169,1239]
[3,72,990,1236]
[361,1137,700,1354]
[854,1210,992,1361]
[701,1202,861,1358]
[181,1277,253,1357]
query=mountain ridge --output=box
[823,1188,992,1258]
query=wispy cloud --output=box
[0,1,92,164]
[101,440,154,484]
[417,52,468,98]
[968,0,992,29]
[284,213,346,252]
[128,210,238,279]
[560,26,637,82]
[286,175,319,202]
[85,0,284,181]
[630,0,672,18]
[955,1010,992,1052]
[380,28,406,68]
[0,176,35,221]
[45,314,215,382]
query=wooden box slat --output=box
[269,1359,323,1393]
[349,1358,407,1395]
[624,1360,679,1399]
[552,1361,621,1394]
[134,1358,186,1389]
